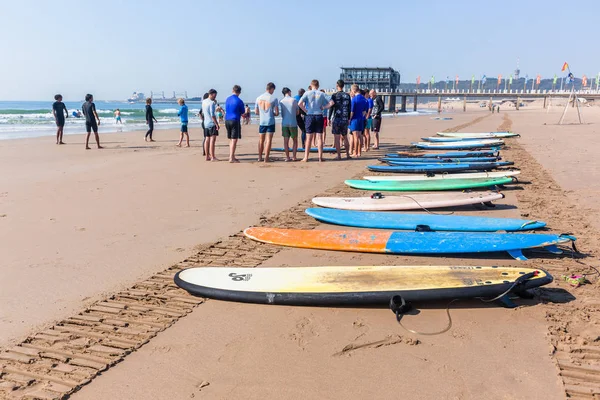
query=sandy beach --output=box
[2,106,600,399]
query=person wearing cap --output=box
[279,87,299,161]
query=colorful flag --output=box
[562,62,569,72]
[509,75,513,85]
[482,75,487,85]
[471,75,475,85]
[582,75,588,87]
[498,74,502,85]
[417,76,421,85]
[536,74,541,85]
[553,74,558,85]
[430,76,435,85]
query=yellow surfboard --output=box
[175,266,552,306]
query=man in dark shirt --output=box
[81,93,102,149]
[370,89,385,149]
[328,79,351,159]
[52,94,68,145]
[294,88,306,147]
[145,97,158,142]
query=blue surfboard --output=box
[305,208,546,232]
[381,157,500,163]
[385,161,514,167]
[368,162,512,173]
[414,142,503,150]
[390,150,499,158]
[422,136,506,142]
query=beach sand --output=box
[2,108,600,399]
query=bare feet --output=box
[150,139,155,142]
[185,145,190,148]
[98,146,104,149]
[176,144,182,147]
[285,158,292,162]
[318,158,324,162]
[292,157,298,161]
[211,157,220,162]
[229,158,240,163]
[258,158,263,162]
[300,158,308,162]
[336,156,342,160]
[85,146,91,150]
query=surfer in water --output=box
[82,94,102,149]
[52,94,68,145]
[114,109,122,124]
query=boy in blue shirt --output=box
[349,85,368,158]
[177,98,189,147]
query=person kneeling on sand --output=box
[202,89,220,161]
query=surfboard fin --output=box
[507,249,528,261]
[545,245,563,255]
[496,295,518,308]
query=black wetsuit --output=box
[145,105,155,139]
[81,102,98,133]
[52,101,67,127]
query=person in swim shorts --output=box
[225,85,245,163]
[328,80,351,160]
[81,94,102,149]
[177,98,190,147]
[52,94,68,145]
[202,89,220,160]
[255,82,279,162]
[298,79,330,162]
[280,87,299,161]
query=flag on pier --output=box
[482,75,487,85]
[582,75,588,87]
[417,76,421,85]
[498,74,502,85]
[536,74,541,85]
[553,74,558,85]
[561,62,569,72]
[430,76,435,85]
[471,75,475,85]
[509,75,513,85]
[455,75,459,85]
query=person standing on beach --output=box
[370,89,384,149]
[298,79,329,162]
[114,109,122,125]
[176,98,190,147]
[82,94,102,149]
[243,104,251,125]
[320,89,330,147]
[255,82,279,163]
[294,88,306,148]
[349,85,367,157]
[202,89,220,161]
[198,92,209,156]
[363,90,373,151]
[280,87,299,161]
[328,80,351,160]
[225,85,245,163]
[145,98,157,142]
[52,94,68,145]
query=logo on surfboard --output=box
[229,273,252,282]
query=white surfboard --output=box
[363,170,520,182]
[414,139,504,147]
[437,132,519,138]
[312,191,504,211]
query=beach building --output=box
[339,67,401,92]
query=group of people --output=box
[170,79,385,163]
[51,78,385,158]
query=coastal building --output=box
[339,67,401,92]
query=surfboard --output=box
[394,150,499,158]
[413,140,504,150]
[312,191,504,211]
[368,162,512,173]
[381,156,500,163]
[423,136,509,143]
[243,227,576,261]
[271,147,337,153]
[437,132,519,138]
[174,266,553,306]
[305,208,546,232]
[344,177,513,191]
[384,160,513,167]
[363,171,520,182]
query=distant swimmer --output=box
[298,79,330,162]
[52,94,68,145]
[72,110,82,118]
[225,85,245,163]
[177,98,190,148]
[216,104,225,123]
[114,109,122,124]
[202,89,220,161]
[280,87,300,161]
[370,89,384,149]
[255,82,279,163]
[81,94,102,149]
[145,98,158,142]
[243,104,251,125]
[328,79,351,160]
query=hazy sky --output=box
[1,0,598,101]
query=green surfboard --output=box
[344,177,513,191]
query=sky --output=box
[1,0,598,101]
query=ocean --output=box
[0,100,438,140]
